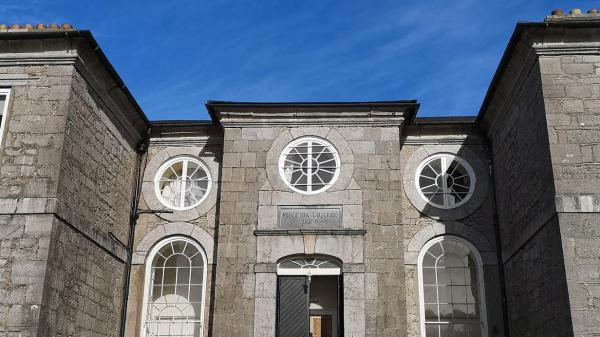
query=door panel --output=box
[277,276,309,337]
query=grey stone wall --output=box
[539,54,600,336]
[38,216,124,336]
[56,69,137,243]
[211,125,409,337]
[340,126,407,337]
[482,62,573,337]
[211,126,264,337]
[126,131,222,337]
[0,39,142,336]
[34,66,139,337]
[0,61,73,337]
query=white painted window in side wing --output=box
[0,88,12,148]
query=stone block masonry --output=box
[482,62,573,337]
[0,36,143,337]
[540,53,600,337]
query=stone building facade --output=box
[0,9,599,337]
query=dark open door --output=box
[277,276,309,337]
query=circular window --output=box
[278,137,340,194]
[415,154,476,209]
[154,157,211,210]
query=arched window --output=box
[141,237,207,337]
[418,236,487,337]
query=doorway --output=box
[276,256,342,337]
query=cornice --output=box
[218,115,407,128]
[0,52,77,66]
[533,43,600,55]
[207,101,419,128]
[149,136,223,147]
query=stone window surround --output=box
[417,235,488,337]
[139,235,208,337]
[0,87,12,148]
[405,220,496,266]
[266,127,354,194]
[403,145,490,220]
[142,147,219,222]
[132,222,215,265]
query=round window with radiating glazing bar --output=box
[415,154,476,209]
[278,137,340,195]
[154,157,211,210]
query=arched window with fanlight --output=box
[141,237,207,337]
[418,236,487,337]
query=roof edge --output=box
[477,19,600,124]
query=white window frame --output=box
[415,153,476,209]
[154,156,212,211]
[417,235,488,337]
[0,88,12,148]
[277,256,341,276]
[278,136,341,195]
[140,236,208,337]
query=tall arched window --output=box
[141,237,207,337]
[418,236,487,337]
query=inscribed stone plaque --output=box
[278,205,342,229]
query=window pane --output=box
[439,324,453,337]
[453,304,468,318]
[0,95,5,120]
[190,267,204,285]
[439,304,453,319]
[450,268,467,285]
[425,304,439,320]
[426,324,440,337]
[423,268,436,285]
[166,255,190,267]
[424,285,437,303]
[451,285,467,304]
[468,324,482,337]
[453,323,468,337]
[437,268,451,284]
[438,286,451,303]
[152,269,163,285]
[177,267,191,283]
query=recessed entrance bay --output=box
[277,257,342,337]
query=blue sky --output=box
[3,1,600,120]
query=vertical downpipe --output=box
[485,139,511,337]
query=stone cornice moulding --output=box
[207,101,419,127]
[533,43,600,55]
[0,73,41,86]
[0,51,77,66]
[149,136,223,147]
[217,112,407,127]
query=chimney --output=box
[545,8,600,21]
